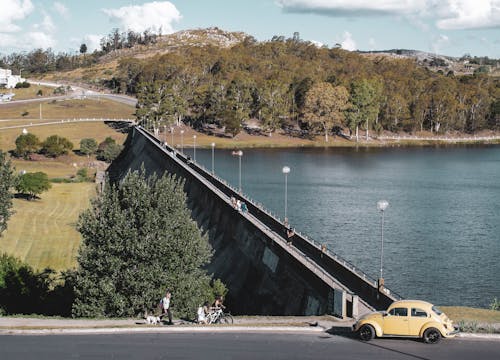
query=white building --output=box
[0,68,25,88]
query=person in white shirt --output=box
[160,290,173,325]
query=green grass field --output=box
[0,98,134,120]
[0,183,95,271]
[0,101,132,271]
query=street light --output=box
[170,126,174,145]
[211,142,215,174]
[193,135,197,161]
[236,150,243,193]
[180,130,184,153]
[163,125,167,145]
[282,166,290,223]
[377,199,389,289]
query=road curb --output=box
[456,333,500,341]
[0,326,325,336]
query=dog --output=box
[145,315,161,325]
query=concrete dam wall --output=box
[107,127,400,317]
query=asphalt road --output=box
[0,332,498,360]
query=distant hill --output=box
[358,49,500,76]
[99,27,251,63]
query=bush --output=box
[15,81,30,89]
[79,138,98,156]
[40,135,73,157]
[0,253,75,316]
[97,137,123,162]
[491,298,500,311]
[16,171,51,200]
[14,133,40,158]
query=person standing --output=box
[160,290,173,325]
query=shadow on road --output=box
[326,326,432,360]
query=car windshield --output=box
[432,306,443,315]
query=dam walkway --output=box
[110,126,403,318]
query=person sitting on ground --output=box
[197,301,210,324]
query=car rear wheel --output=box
[423,327,441,344]
[359,324,375,341]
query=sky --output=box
[0,0,499,58]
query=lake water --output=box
[190,145,500,308]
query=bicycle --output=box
[206,308,233,324]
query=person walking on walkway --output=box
[160,290,173,325]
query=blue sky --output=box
[1,0,499,57]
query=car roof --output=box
[390,300,433,308]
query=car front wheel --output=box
[359,324,375,341]
[423,327,441,344]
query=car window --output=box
[411,308,428,317]
[389,307,408,316]
[432,306,443,315]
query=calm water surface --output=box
[190,145,500,308]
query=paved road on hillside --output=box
[0,80,137,107]
[1,332,499,359]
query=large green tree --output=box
[14,133,40,159]
[73,169,215,318]
[15,172,51,200]
[346,79,381,141]
[79,138,98,156]
[0,151,15,236]
[40,135,73,157]
[302,82,350,142]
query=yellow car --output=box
[353,300,459,344]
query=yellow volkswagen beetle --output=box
[353,300,459,344]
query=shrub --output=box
[16,171,51,200]
[40,135,73,157]
[79,138,98,156]
[97,137,123,162]
[14,133,40,158]
[491,298,500,311]
[15,81,30,89]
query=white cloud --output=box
[33,14,55,33]
[310,40,324,47]
[368,37,376,50]
[0,0,34,32]
[53,1,69,19]
[431,34,450,54]
[278,0,500,30]
[82,34,102,52]
[436,0,500,30]
[0,31,56,51]
[102,1,181,33]
[339,31,356,51]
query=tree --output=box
[73,169,216,318]
[97,137,123,162]
[346,79,380,141]
[79,138,98,156]
[15,133,40,158]
[40,135,73,157]
[302,82,350,142]
[15,172,51,200]
[79,43,87,55]
[0,151,15,236]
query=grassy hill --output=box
[0,98,133,270]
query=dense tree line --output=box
[111,36,499,137]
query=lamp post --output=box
[282,166,290,222]
[164,125,167,145]
[193,135,197,161]
[170,126,174,145]
[236,150,243,193]
[211,142,215,174]
[180,130,184,153]
[377,199,389,289]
